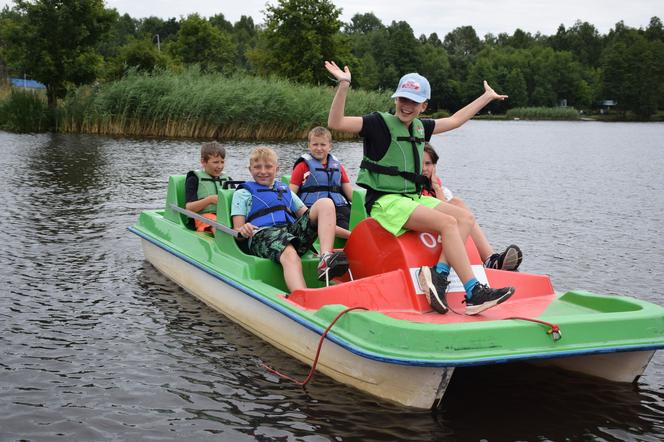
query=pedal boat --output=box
[129,175,664,409]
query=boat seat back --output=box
[215,188,324,291]
[164,175,190,227]
[349,188,368,230]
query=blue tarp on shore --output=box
[10,78,46,89]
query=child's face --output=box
[422,151,436,178]
[395,97,428,124]
[249,158,278,187]
[308,135,332,162]
[202,154,225,177]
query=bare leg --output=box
[280,245,306,291]
[404,205,475,282]
[432,200,475,241]
[450,197,494,261]
[308,198,336,254]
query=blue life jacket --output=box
[238,181,297,228]
[294,153,348,207]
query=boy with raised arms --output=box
[325,60,514,315]
[231,146,348,292]
[290,126,353,239]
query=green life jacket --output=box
[195,170,229,214]
[356,112,429,194]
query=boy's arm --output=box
[184,173,219,212]
[432,81,508,134]
[231,215,255,239]
[325,61,363,133]
[185,195,218,213]
[340,165,353,202]
[230,190,256,239]
[341,182,354,202]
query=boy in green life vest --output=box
[185,141,231,232]
[325,60,515,316]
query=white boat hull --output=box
[141,239,452,409]
[535,350,655,382]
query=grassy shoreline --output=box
[2,73,663,136]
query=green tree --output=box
[105,37,171,79]
[549,21,604,67]
[601,28,664,117]
[256,0,353,84]
[1,0,113,107]
[345,12,384,34]
[168,14,236,72]
[233,15,258,71]
[504,68,528,108]
[443,26,482,78]
[138,16,180,44]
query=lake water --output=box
[1,121,663,440]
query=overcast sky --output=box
[1,0,661,37]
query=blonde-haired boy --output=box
[231,146,347,292]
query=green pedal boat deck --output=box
[129,175,664,408]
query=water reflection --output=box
[1,126,663,440]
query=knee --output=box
[315,197,334,211]
[279,246,301,267]
[460,208,475,227]
[438,212,458,230]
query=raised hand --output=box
[483,81,508,101]
[324,61,351,83]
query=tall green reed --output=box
[0,88,52,133]
[59,68,392,139]
[506,107,579,120]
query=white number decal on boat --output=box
[419,233,439,249]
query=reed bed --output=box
[506,106,580,120]
[58,69,392,140]
[0,88,52,133]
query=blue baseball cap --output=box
[391,73,431,103]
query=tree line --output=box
[1,0,663,118]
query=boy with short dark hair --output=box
[325,60,514,315]
[289,126,353,239]
[231,146,347,292]
[185,141,231,232]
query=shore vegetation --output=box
[57,69,391,140]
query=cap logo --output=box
[401,80,421,91]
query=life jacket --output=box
[294,153,347,207]
[356,112,430,194]
[192,170,230,214]
[238,181,297,228]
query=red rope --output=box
[505,316,562,340]
[261,306,369,386]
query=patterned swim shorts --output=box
[247,211,318,263]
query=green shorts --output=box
[370,193,441,236]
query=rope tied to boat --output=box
[506,316,562,341]
[261,306,369,386]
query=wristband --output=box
[338,78,351,85]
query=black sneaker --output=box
[317,251,349,281]
[484,245,523,271]
[465,283,515,315]
[417,266,449,314]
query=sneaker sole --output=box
[465,287,515,316]
[499,246,523,271]
[417,267,449,314]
